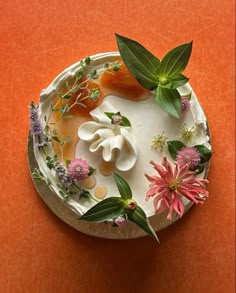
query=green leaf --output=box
[157,41,192,77]
[192,164,205,174]
[167,140,186,160]
[184,91,192,100]
[88,166,96,176]
[194,145,212,163]
[51,136,61,144]
[104,112,114,119]
[113,173,132,200]
[62,95,72,100]
[115,34,160,90]
[79,197,124,222]
[160,73,189,89]
[127,206,159,242]
[156,87,182,118]
[120,116,131,127]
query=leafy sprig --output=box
[115,34,192,118]
[79,173,159,242]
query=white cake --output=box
[30,52,211,240]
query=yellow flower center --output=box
[169,180,179,191]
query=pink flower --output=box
[181,97,191,113]
[145,157,208,220]
[176,147,201,169]
[67,158,90,181]
[114,216,126,227]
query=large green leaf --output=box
[194,145,212,163]
[167,140,186,160]
[79,197,124,222]
[113,173,132,200]
[127,206,159,242]
[156,87,182,118]
[115,34,160,90]
[158,42,192,77]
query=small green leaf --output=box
[104,112,114,119]
[127,206,159,242]
[112,61,121,71]
[184,91,192,100]
[79,197,125,222]
[157,41,192,77]
[120,116,131,127]
[167,140,186,160]
[194,145,212,163]
[88,166,96,176]
[113,173,132,200]
[115,34,160,90]
[79,189,91,199]
[65,159,71,167]
[85,56,91,65]
[192,164,205,174]
[51,136,61,144]
[62,135,71,145]
[156,87,182,118]
[160,73,189,89]
[62,95,72,100]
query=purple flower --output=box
[67,158,90,181]
[29,102,44,136]
[176,147,201,169]
[111,114,122,125]
[54,161,74,187]
[114,216,126,227]
[181,97,191,113]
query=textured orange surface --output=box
[0,1,235,292]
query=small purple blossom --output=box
[67,158,90,181]
[176,147,201,169]
[29,102,44,136]
[114,216,126,227]
[181,97,191,113]
[54,161,74,187]
[111,114,122,125]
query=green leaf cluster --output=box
[79,173,159,242]
[167,140,212,173]
[104,112,132,127]
[116,34,193,118]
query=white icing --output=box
[78,101,138,171]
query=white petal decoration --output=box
[78,101,138,171]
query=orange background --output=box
[0,1,235,292]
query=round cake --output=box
[29,36,212,241]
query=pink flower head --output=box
[114,216,126,227]
[111,114,122,125]
[145,157,208,220]
[67,158,90,181]
[176,147,201,169]
[181,96,191,113]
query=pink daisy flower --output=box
[67,158,90,181]
[145,157,208,220]
[176,147,201,169]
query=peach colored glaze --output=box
[49,60,150,162]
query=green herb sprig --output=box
[79,173,159,242]
[115,34,192,118]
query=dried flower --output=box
[111,114,122,125]
[151,132,168,150]
[181,96,191,113]
[145,157,208,220]
[176,147,201,169]
[67,158,90,181]
[54,161,74,187]
[180,123,195,142]
[114,216,126,227]
[29,102,44,136]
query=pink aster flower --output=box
[67,158,90,181]
[176,147,201,169]
[181,96,191,113]
[145,157,208,220]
